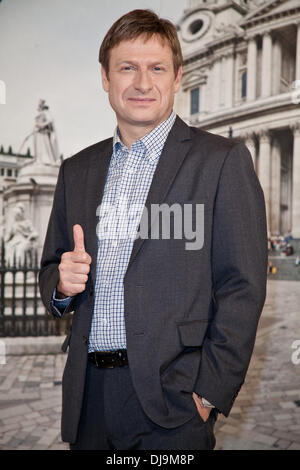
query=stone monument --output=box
[2,100,61,260]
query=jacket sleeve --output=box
[38,159,75,316]
[194,142,268,417]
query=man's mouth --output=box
[128,98,156,102]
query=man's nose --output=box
[133,70,153,93]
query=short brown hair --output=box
[99,9,183,77]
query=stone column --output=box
[296,22,300,80]
[272,35,282,95]
[246,36,257,101]
[220,55,226,107]
[291,122,300,237]
[261,31,273,98]
[244,131,256,168]
[200,83,206,115]
[226,52,234,108]
[206,68,212,114]
[258,129,272,229]
[270,136,281,235]
[212,57,221,111]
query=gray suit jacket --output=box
[39,115,268,444]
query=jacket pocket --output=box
[176,319,210,348]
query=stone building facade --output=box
[175,0,300,237]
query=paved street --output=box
[0,279,299,450]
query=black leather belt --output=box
[88,349,128,368]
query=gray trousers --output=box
[69,361,217,450]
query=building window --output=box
[7,169,12,177]
[189,19,203,35]
[241,71,247,98]
[190,88,200,115]
[236,51,247,102]
[0,168,4,176]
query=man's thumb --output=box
[73,224,85,252]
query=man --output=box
[39,9,268,450]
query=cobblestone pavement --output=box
[0,279,299,450]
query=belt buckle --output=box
[94,351,114,368]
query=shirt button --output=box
[101,318,108,325]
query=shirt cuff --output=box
[52,288,73,310]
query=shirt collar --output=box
[112,111,176,166]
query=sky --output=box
[0,0,188,159]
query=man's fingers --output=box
[58,282,86,297]
[62,251,91,265]
[73,224,85,253]
[59,262,90,276]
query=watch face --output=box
[180,11,211,43]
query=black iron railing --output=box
[0,239,63,337]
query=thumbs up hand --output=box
[56,224,92,298]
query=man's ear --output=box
[174,65,183,94]
[101,65,109,92]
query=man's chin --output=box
[125,109,171,127]
[125,113,158,127]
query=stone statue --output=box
[33,99,60,165]
[19,99,60,167]
[4,203,38,266]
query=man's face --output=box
[101,35,182,131]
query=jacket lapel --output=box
[84,116,192,282]
[126,115,192,273]
[84,138,113,283]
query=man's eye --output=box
[153,67,162,71]
[122,66,134,71]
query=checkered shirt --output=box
[88,111,176,352]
